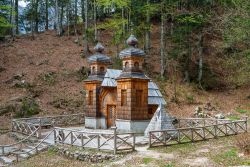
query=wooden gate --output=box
[107,105,116,128]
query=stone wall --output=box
[52,146,118,163]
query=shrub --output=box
[186,94,195,104]
[40,72,56,85]
[235,133,250,155]
[14,97,40,118]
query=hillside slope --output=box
[0,29,249,129]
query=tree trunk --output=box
[67,3,70,37]
[197,34,204,88]
[94,0,97,41]
[145,0,150,53]
[84,0,89,54]
[184,47,191,83]
[45,0,48,30]
[31,0,34,39]
[10,0,14,38]
[55,0,61,36]
[122,7,125,34]
[15,0,18,35]
[35,0,39,33]
[160,12,165,78]
[60,4,64,35]
[74,0,78,26]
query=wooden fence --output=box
[54,127,136,154]
[12,113,85,138]
[149,117,248,147]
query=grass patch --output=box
[227,115,241,120]
[151,142,196,155]
[211,148,250,166]
[236,107,249,114]
[143,157,154,164]
[47,147,58,156]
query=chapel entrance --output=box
[107,105,116,128]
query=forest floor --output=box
[0,30,250,166]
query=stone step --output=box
[17,152,29,159]
[0,156,16,165]
[0,146,19,155]
[0,161,7,167]
[20,148,36,155]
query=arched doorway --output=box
[101,89,117,128]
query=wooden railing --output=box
[12,120,41,138]
[149,117,248,147]
[13,130,54,162]
[0,128,39,156]
[12,113,85,138]
[54,127,135,154]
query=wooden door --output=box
[107,105,116,128]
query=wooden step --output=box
[0,156,16,165]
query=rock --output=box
[194,106,203,117]
[13,80,32,88]
[204,102,215,111]
[195,106,202,112]
[214,113,225,119]
[13,73,24,80]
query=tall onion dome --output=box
[118,35,147,79]
[86,42,112,81]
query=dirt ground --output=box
[11,134,250,167]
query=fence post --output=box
[112,126,117,154]
[245,116,248,132]
[177,130,180,143]
[191,128,194,142]
[163,131,166,145]
[97,134,100,151]
[149,131,152,148]
[132,133,135,151]
[38,118,42,139]
[54,129,57,144]
[81,133,84,148]
[214,120,218,138]
[16,154,19,162]
[234,121,238,135]
[1,147,4,155]
[70,132,73,145]
[202,127,205,140]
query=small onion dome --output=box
[119,34,145,59]
[94,42,104,53]
[87,42,111,64]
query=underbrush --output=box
[235,133,250,155]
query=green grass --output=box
[227,115,241,120]
[164,163,174,167]
[143,157,154,164]
[151,142,196,155]
[211,148,250,166]
[236,107,249,114]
